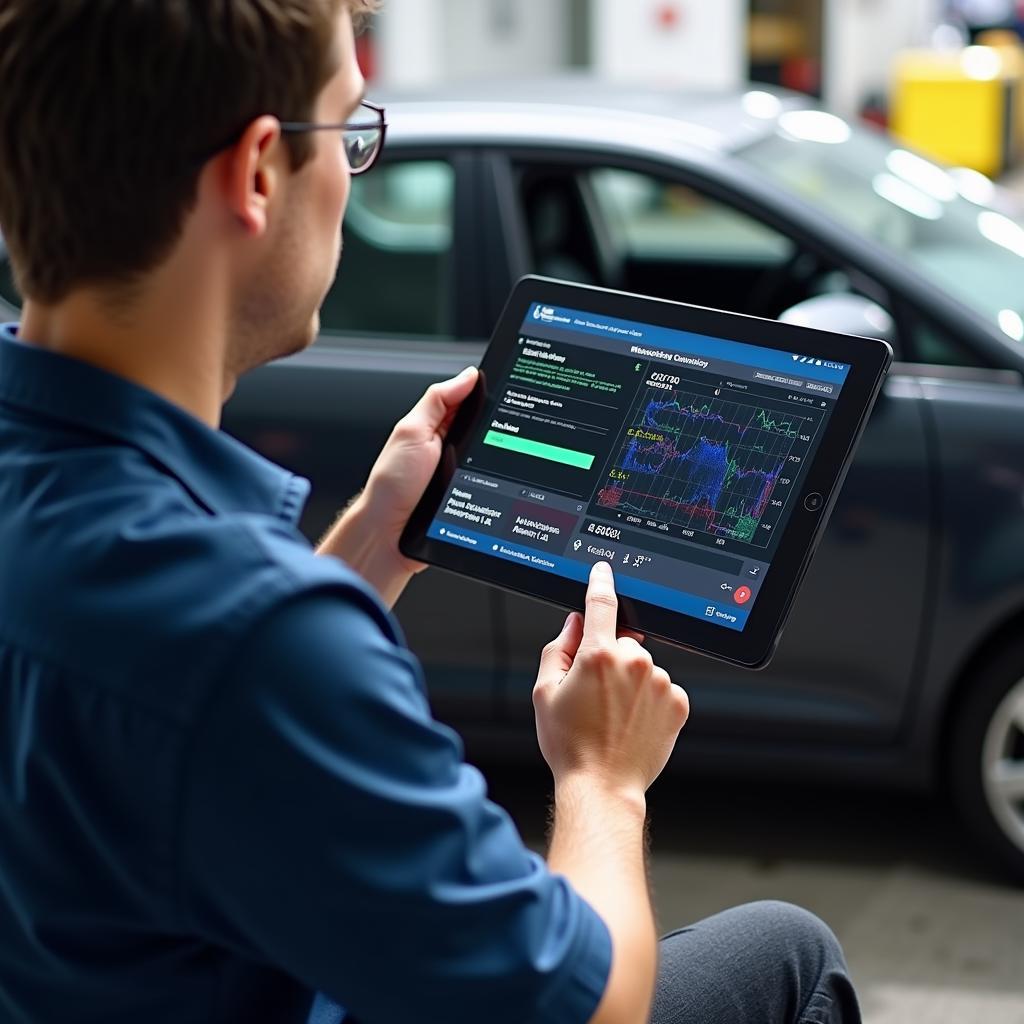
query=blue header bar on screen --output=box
[524,303,851,384]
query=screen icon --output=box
[734,586,752,605]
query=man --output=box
[0,2,860,1022]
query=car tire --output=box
[949,640,1024,883]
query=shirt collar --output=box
[0,324,310,523]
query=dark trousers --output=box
[652,901,861,1024]
[309,900,860,1024]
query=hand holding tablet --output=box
[401,277,891,668]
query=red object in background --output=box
[780,56,821,96]
[655,3,682,32]
[356,32,376,81]
[860,103,889,130]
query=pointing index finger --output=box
[582,561,619,644]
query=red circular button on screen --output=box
[734,586,752,605]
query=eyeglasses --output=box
[279,100,387,175]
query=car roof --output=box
[376,75,815,157]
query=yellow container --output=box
[891,48,1019,177]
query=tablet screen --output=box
[423,300,852,632]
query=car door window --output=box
[515,161,853,321]
[588,166,840,319]
[906,317,986,368]
[591,167,792,266]
[319,159,456,341]
[514,162,916,357]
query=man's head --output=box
[0,0,377,379]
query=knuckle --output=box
[651,667,672,691]
[582,644,616,673]
[586,590,618,611]
[391,418,418,443]
[626,651,653,679]
[672,685,691,719]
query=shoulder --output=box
[5,453,398,721]
[138,509,405,717]
[232,513,398,640]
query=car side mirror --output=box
[778,294,896,346]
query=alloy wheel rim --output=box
[981,675,1024,855]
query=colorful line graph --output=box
[597,384,817,545]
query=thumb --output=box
[404,366,479,440]
[536,611,584,688]
[436,365,479,403]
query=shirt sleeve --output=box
[177,586,611,1024]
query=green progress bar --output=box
[483,430,595,470]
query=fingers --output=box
[613,634,653,678]
[536,611,584,689]
[617,627,645,644]
[672,683,690,725]
[402,367,478,440]
[616,635,651,660]
[582,561,619,646]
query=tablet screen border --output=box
[401,276,893,669]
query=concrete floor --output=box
[484,765,1024,1024]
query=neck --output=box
[18,265,232,429]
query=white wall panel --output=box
[377,0,568,87]
[591,0,744,89]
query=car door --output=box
[223,149,502,723]
[480,150,933,749]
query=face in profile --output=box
[228,7,364,379]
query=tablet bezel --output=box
[401,277,892,669]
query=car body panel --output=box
[914,377,1024,738]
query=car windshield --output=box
[738,110,1024,343]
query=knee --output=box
[743,900,847,973]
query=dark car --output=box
[3,80,1024,877]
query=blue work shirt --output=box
[0,324,611,1024]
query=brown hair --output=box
[0,0,378,304]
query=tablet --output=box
[401,277,892,668]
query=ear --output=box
[222,115,285,238]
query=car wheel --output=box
[949,641,1024,882]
